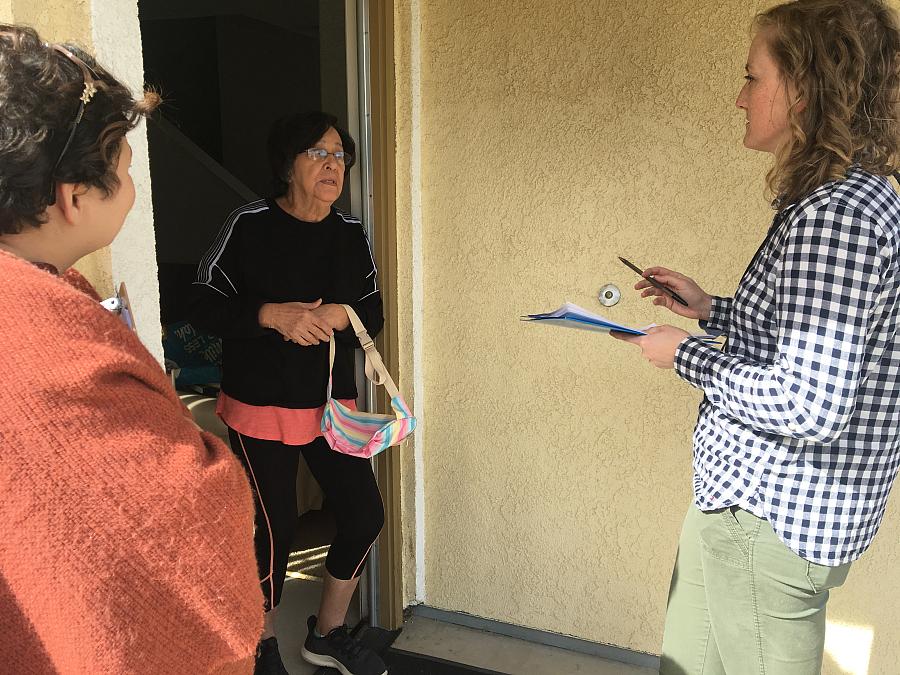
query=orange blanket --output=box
[0,250,263,674]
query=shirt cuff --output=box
[699,295,731,335]
[674,336,716,389]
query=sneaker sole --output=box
[299,646,388,675]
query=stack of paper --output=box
[522,302,722,342]
[521,302,648,335]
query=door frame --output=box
[357,0,404,631]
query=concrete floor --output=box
[224,503,657,675]
[389,616,657,675]
[274,579,657,675]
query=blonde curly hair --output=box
[756,0,900,207]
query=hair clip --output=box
[81,81,97,105]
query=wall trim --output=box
[91,0,163,362]
[409,605,661,671]
[366,0,405,631]
[408,0,426,606]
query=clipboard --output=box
[522,302,721,342]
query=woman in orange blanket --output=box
[0,25,263,674]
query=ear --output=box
[787,80,806,114]
[53,182,83,226]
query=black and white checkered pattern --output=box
[675,167,900,566]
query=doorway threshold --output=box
[396,607,660,675]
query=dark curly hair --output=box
[0,24,159,234]
[267,111,356,197]
[756,0,900,207]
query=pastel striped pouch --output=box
[321,305,416,458]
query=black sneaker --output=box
[300,615,388,675]
[254,636,289,675]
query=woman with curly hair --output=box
[614,1,900,673]
[0,25,263,674]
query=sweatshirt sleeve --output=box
[189,203,272,339]
[333,218,385,344]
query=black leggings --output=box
[228,429,385,611]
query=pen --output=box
[618,256,690,307]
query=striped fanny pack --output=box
[321,305,416,458]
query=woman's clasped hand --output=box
[260,299,351,345]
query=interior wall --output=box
[216,14,322,196]
[140,0,329,187]
[147,120,252,269]
[319,0,349,132]
[141,16,224,162]
[393,0,900,671]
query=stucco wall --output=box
[11,0,91,45]
[394,0,900,671]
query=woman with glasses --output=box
[0,25,263,673]
[615,0,900,673]
[191,111,387,675]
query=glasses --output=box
[302,148,353,166]
[47,44,105,204]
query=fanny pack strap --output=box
[327,304,402,401]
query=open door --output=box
[138,0,402,652]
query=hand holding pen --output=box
[620,259,713,321]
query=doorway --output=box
[138,1,382,664]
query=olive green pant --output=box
[659,504,851,675]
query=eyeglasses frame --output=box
[301,147,354,167]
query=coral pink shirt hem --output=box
[217,392,357,446]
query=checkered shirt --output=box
[674,167,900,566]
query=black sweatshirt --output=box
[189,199,384,408]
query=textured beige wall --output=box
[394,0,900,670]
[11,0,90,45]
